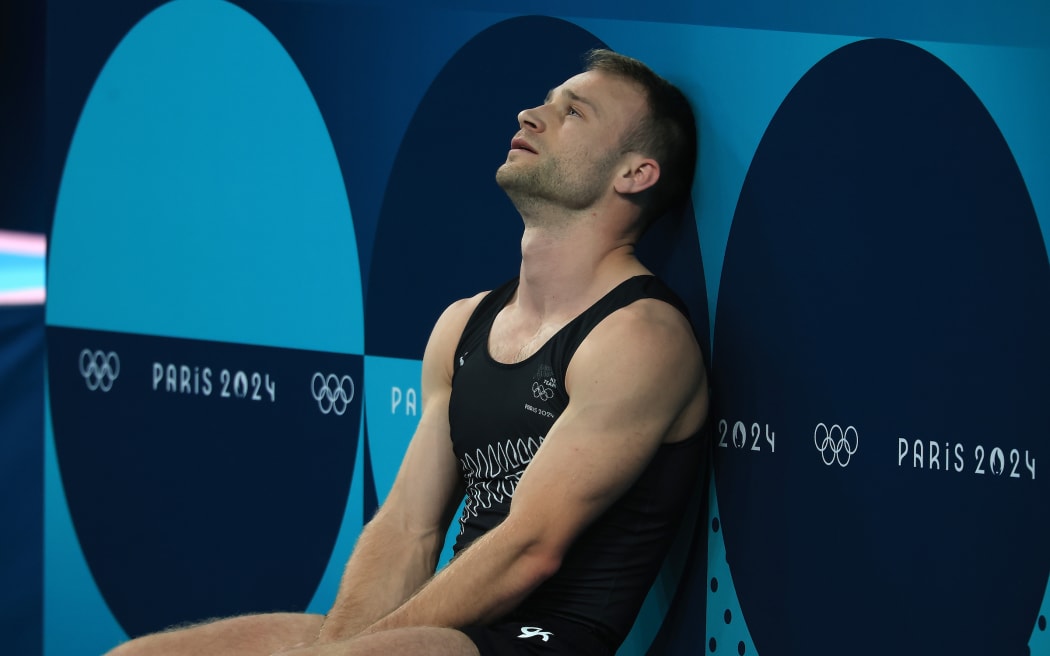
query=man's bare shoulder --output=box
[566,295,707,441]
[449,290,490,316]
[594,296,702,360]
[435,290,490,332]
[422,290,492,371]
[567,294,705,386]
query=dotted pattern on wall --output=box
[1031,592,1050,654]
[706,477,758,656]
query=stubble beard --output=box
[495,150,619,222]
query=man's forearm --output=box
[363,521,560,634]
[318,515,444,642]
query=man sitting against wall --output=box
[107,49,708,656]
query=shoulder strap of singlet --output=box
[550,275,691,372]
[452,278,520,375]
[451,275,690,375]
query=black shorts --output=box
[460,615,611,656]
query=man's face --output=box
[495,70,648,214]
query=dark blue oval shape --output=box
[712,38,1049,656]
[365,16,604,358]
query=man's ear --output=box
[613,156,660,195]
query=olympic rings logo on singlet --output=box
[531,381,554,401]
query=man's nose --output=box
[518,106,545,132]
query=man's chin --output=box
[495,167,524,195]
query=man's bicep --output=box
[376,295,481,536]
[505,308,703,554]
[506,403,665,554]
[380,398,463,537]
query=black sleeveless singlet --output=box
[448,275,707,652]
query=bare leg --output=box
[278,627,480,656]
[105,612,325,656]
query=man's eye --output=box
[568,106,581,117]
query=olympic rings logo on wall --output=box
[814,423,859,467]
[311,372,355,416]
[78,349,121,392]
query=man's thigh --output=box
[280,627,480,656]
[106,612,325,656]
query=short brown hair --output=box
[585,49,698,231]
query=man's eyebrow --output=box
[544,86,600,117]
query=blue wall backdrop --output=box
[1,0,1047,654]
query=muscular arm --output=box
[363,299,708,632]
[317,296,482,642]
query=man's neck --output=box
[513,219,645,320]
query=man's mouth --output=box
[510,136,537,153]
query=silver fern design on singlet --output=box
[459,435,545,532]
[534,363,555,383]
